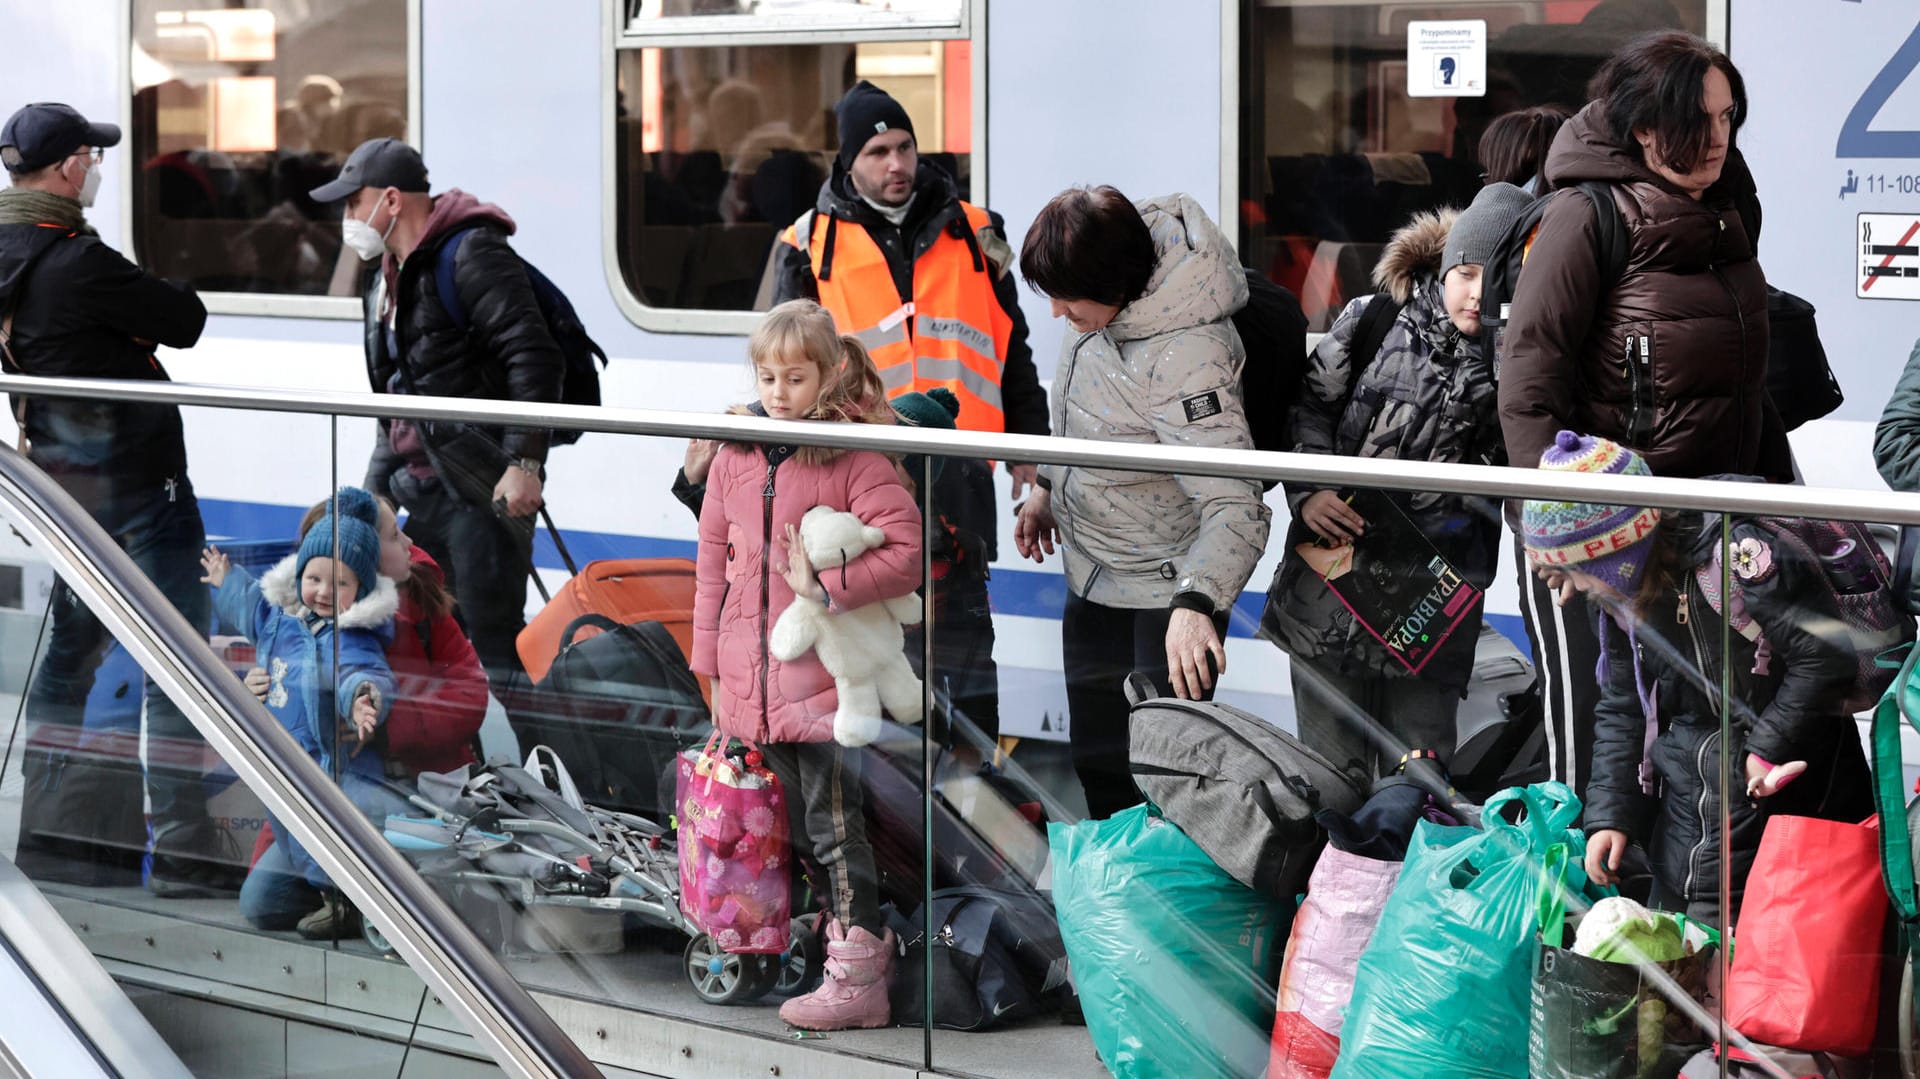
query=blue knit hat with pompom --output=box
[1521,431,1662,596]
[296,487,383,602]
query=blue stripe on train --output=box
[196,498,1535,653]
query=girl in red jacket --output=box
[691,299,923,1031]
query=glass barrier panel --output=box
[0,408,508,1075]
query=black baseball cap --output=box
[0,103,120,175]
[308,136,429,202]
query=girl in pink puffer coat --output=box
[690,299,922,1031]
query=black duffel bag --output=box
[886,886,1073,1031]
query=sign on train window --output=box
[1236,0,1708,333]
[129,0,411,299]
[612,40,972,314]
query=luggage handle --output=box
[1122,672,1158,709]
[524,744,586,812]
[558,612,623,651]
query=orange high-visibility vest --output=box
[780,203,1014,434]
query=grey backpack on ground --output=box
[1125,674,1366,899]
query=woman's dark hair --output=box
[1478,105,1572,188]
[1018,185,1156,307]
[1588,31,1746,176]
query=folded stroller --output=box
[377,746,818,1005]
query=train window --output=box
[609,0,979,331]
[128,0,413,305]
[620,0,963,37]
[1237,0,1710,333]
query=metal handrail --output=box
[0,445,599,1079]
[1,372,1915,523]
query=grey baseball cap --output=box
[308,136,429,202]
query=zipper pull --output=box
[1675,590,1689,625]
[763,461,777,498]
[1622,336,1633,376]
[164,477,177,503]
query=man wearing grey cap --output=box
[0,102,224,896]
[308,137,565,694]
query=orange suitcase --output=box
[517,558,707,703]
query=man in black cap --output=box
[0,103,224,895]
[308,137,565,695]
[759,80,1046,759]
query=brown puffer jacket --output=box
[1498,102,1791,481]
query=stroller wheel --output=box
[684,933,778,1005]
[771,918,823,997]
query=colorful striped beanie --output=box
[1521,431,1661,597]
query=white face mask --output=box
[70,157,101,208]
[342,194,397,261]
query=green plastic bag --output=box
[1332,782,1594,1079]
[1049,804,1283,1079]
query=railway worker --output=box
[309,137,565,697]
[0,102,230,897]
[766,80,1047,757]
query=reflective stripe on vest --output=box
[780,202,1014,434]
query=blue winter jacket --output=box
[214,553,399,781]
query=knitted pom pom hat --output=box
[1520,431,1662,596]
[892,387,960,485]
[295,487,383,603]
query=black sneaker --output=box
[146,820,244,899]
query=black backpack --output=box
[435,226,609,446]
[1232,268,1310,481]
[1478,182,1630,378]
[509,614,709,821]
[1764,287,1843,432]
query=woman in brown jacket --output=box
[1497,30,1792,800]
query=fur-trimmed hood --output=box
[721,400,891,467]
[258,553,401,630]
[1370,208,1459,305]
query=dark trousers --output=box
[1062,593,1229,820]
[26,479,211,830]
[759,740,880,935]
[906,568,1000,748]
[399,482,531,693]
[1289,658,1460,783]
[1514,534,1602,800]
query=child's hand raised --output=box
[199,546,230,588]
[780,522,826,602]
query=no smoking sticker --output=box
[1858,213,1920,299]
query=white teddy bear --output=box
[768,505,924,747]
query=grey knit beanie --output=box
[1441,182,1535,280]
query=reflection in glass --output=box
[130,0,410,297]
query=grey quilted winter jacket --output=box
[1039,194,1270,613]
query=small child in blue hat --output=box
[200,486,409,936]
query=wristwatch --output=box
[510,457,542,477]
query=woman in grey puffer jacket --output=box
[1015,186,1271,818]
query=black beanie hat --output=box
[835,80,915,172]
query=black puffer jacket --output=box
[0,206,206,514]
[1260,210,1502,692]
[363,190,564,499]
[1584,508,1873,911]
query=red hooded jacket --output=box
[383,546,487,773]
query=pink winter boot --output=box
[778,920,895,1031]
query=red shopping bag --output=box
[675,733,791,954]
[1725,814,1887,1056]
